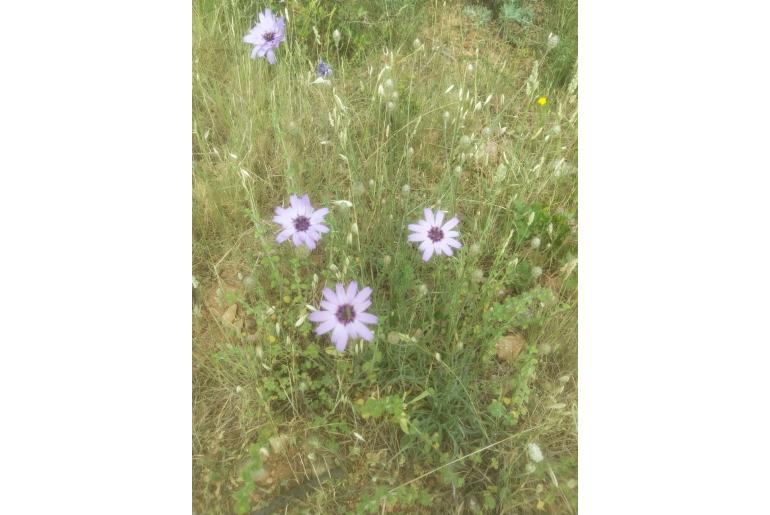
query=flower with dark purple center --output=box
[272,194,330,251]
[408,208,462,261]
[316,59,332,78]
[243,8,286,64]
[309,282,378,352]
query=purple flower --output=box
[408,208,462,261]
[273,194,329,250]
[309,282,378,352]
[316,59,332,78]
[243,8,286,64]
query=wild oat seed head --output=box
[547,33,560,49]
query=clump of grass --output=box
[193,0,577,513]
[462,4,494,26]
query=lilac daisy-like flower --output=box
[316,59,332,78]
[408,208,462,261]
[309,282,378,352]
[273,194,329,250]
[243,8,286,64]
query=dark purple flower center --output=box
[263,31,276,42]
[336,304,356,325]
[428,226,444,242]
[293,216,310,232]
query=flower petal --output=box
[266,49,276,65]
[422,243,435,261]
[273,214,292,225]
[276,228,293,243]
[408,223,428,233]
[357,312,378,325]
[346,281,358,300]
[336,283,348,303]
[351,320,374,341]
[408,232,427,243]
[313,223,330,234]
[354,300,371,313]
[314,319,337,335]
[435,210,445,227]
[322,288,337,303]
[442,217,460,231]
[352,286,372,305]
[331,325,349,351]
[309,310,334,322]
[446,237,462,249]
[423,208,435,225]
[320,300,336,311]
[310,208,329,223]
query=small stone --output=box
[496,332,525,362]
[243,275,257,291]
[221,304,238,325]
[252,467,270,484]
[269,434,289,453]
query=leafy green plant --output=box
[501,0,534,25]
